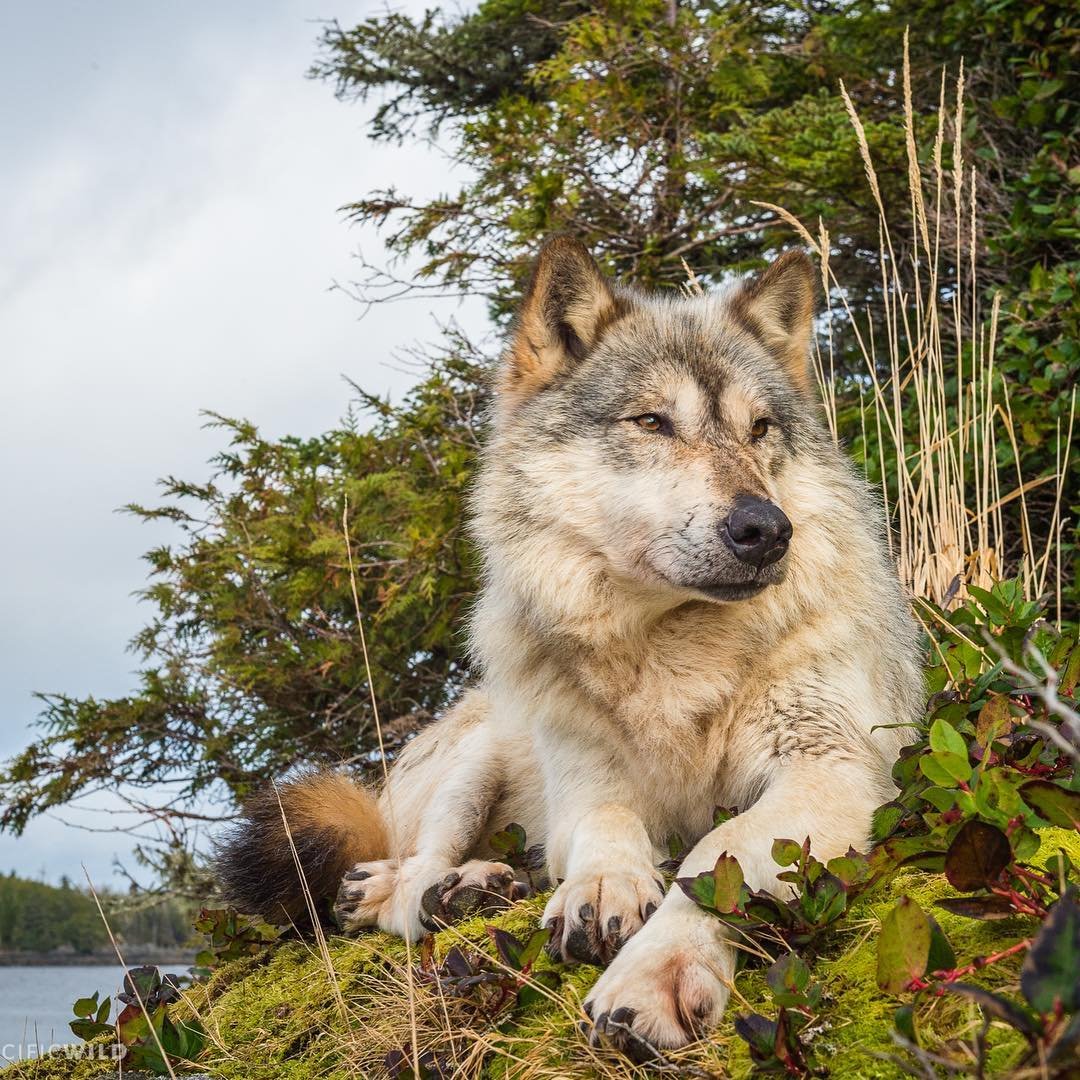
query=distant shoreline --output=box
[0,952,195,967]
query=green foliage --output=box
[0,874,107,954]
[734,953,823,1074]
[0,345,488,833]
[0,873,195,956]
[191,906,283,975]
[69,966,206,1075]
[313,0,1079,612]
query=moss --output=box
[12,829,1079,1079]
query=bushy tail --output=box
[215,770,389,926]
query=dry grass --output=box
[758,33,1075,612]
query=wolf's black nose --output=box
[722,496,792,568]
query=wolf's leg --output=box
[539,737,666,965]
[334,696,527,941]
[582,756,880,1058]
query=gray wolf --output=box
[217,236,923,1056]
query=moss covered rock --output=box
[15,828,1079,1079]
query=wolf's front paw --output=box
[418,859,527,931]
[543,868,664,965]
[581,908,733,1059]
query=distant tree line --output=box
[0,874,193,955]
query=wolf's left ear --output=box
[732,250,817,393]
[500,235,626,407]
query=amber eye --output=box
[634,414,671,435]
[750,417,770,440]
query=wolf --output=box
[217,236,923,1057]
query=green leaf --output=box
[935,895,1017,920]
[73,993,100,1019]
[771,838,802,867]
[488,927,525,969]
[1020,888,1080,1013]
[933,725,967,760]
[516,927,550,970]
[877,895,931,994]
[1020,780,1080,830]
[766,952,819,1009]
[677,853,744,915]
[826,852,870,888]
[926,916,956,973]
[929,718,968,758]
[734,1013,778,1056]
[706,853,745,912]
[920,751,971,786]
[871,802,905,841]
[69,1019,114,1042]
[921,786,960,812]
[489,822,527,857]
[893,1004,917,1045]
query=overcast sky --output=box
[0,0,486,887]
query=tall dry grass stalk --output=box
[758,32,1075,611]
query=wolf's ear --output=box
[731,251,817,393]
[500,235,625,407]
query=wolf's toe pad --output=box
[418,860,526,931]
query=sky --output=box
[0,0,486,887]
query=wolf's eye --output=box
[750,417,770,440]
[633,414,673,435]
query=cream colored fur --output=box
[334,239,922,1054]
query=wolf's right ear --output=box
[499,236,625,408]
[730,250,817,393]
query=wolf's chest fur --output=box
[513,599,782,839]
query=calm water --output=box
[0,966,187,1064]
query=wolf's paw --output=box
[334,857,527,940]
[333,859,400,935]
[419,860,527,931]
[580,911,732,1060]
[543,868,664,965]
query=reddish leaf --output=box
[944,821,1011,892]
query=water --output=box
[0,966,187,1064]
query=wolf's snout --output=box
[721,496,792,568]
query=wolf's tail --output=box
[215,770,389,926]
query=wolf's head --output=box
[481,236,829,605]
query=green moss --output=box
[11,829,1079,1078]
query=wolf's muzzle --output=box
[721,495,792,569]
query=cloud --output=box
[0,0,487,882]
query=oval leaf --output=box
[1020,781,1080,830]
[935,894,1018,920]
[877,895,931,993]
[929,717,968,758]
[945,820,1012,892]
